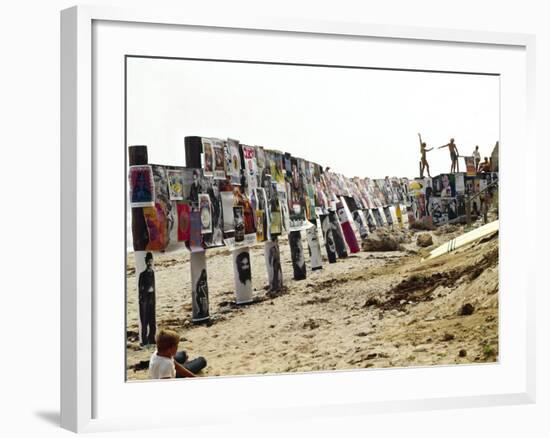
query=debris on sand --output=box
[459,303,475,316]
[416,233,433,247]
[362,229,405,252]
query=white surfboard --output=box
[423,220,499,261]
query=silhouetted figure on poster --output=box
[418,133,433,178]
[438,138,460,173]
[138,252,156,345]
[194,269,209,319]
[268,243,283,292]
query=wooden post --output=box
[128,145,158,345]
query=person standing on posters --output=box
[138,252,156,345]
[473,145,481,171]
[438,138,460,173]
[418,133,433,178]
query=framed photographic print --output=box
[61,5,536,433]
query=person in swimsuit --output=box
[418,133,433,177]
[438,138,460,173]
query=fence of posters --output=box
[128,138,498,340]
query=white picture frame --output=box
[60,5,536,433]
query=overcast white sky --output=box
[127,57,499,179]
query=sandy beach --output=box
[126,223,498,380]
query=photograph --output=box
[125,56,499,381]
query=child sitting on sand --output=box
[149,329,205,379]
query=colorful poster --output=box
[242,198,256,236]
[129,165,155,207]
[440,174,455,198]
[242,145,258,191]
[144,204,167,251]
[201,138,214,177]
[176,202,191,242]
[167,168,184,201]
[199,194,212,234]
[189,209,203,252]
[213,139,226,180]
[464,156,477,176]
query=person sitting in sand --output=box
[418,133,433,177]
[438,138,460,173]
[479,156,491,173]
[149,329,206,379]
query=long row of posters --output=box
[128,137,498,253]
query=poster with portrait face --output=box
[213,139,226,180]
[201,138,214,177]
[186,168,202,205]
[289,231,307,280]
[225,139,242,185]
[233,247,253,304]
[129,165,155,207]
[233,206,245,242]
[167,168,184,201]
[440,174,455,198]
[176,202,191,242]
[242,145,258,192]
[199,194,212,234]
